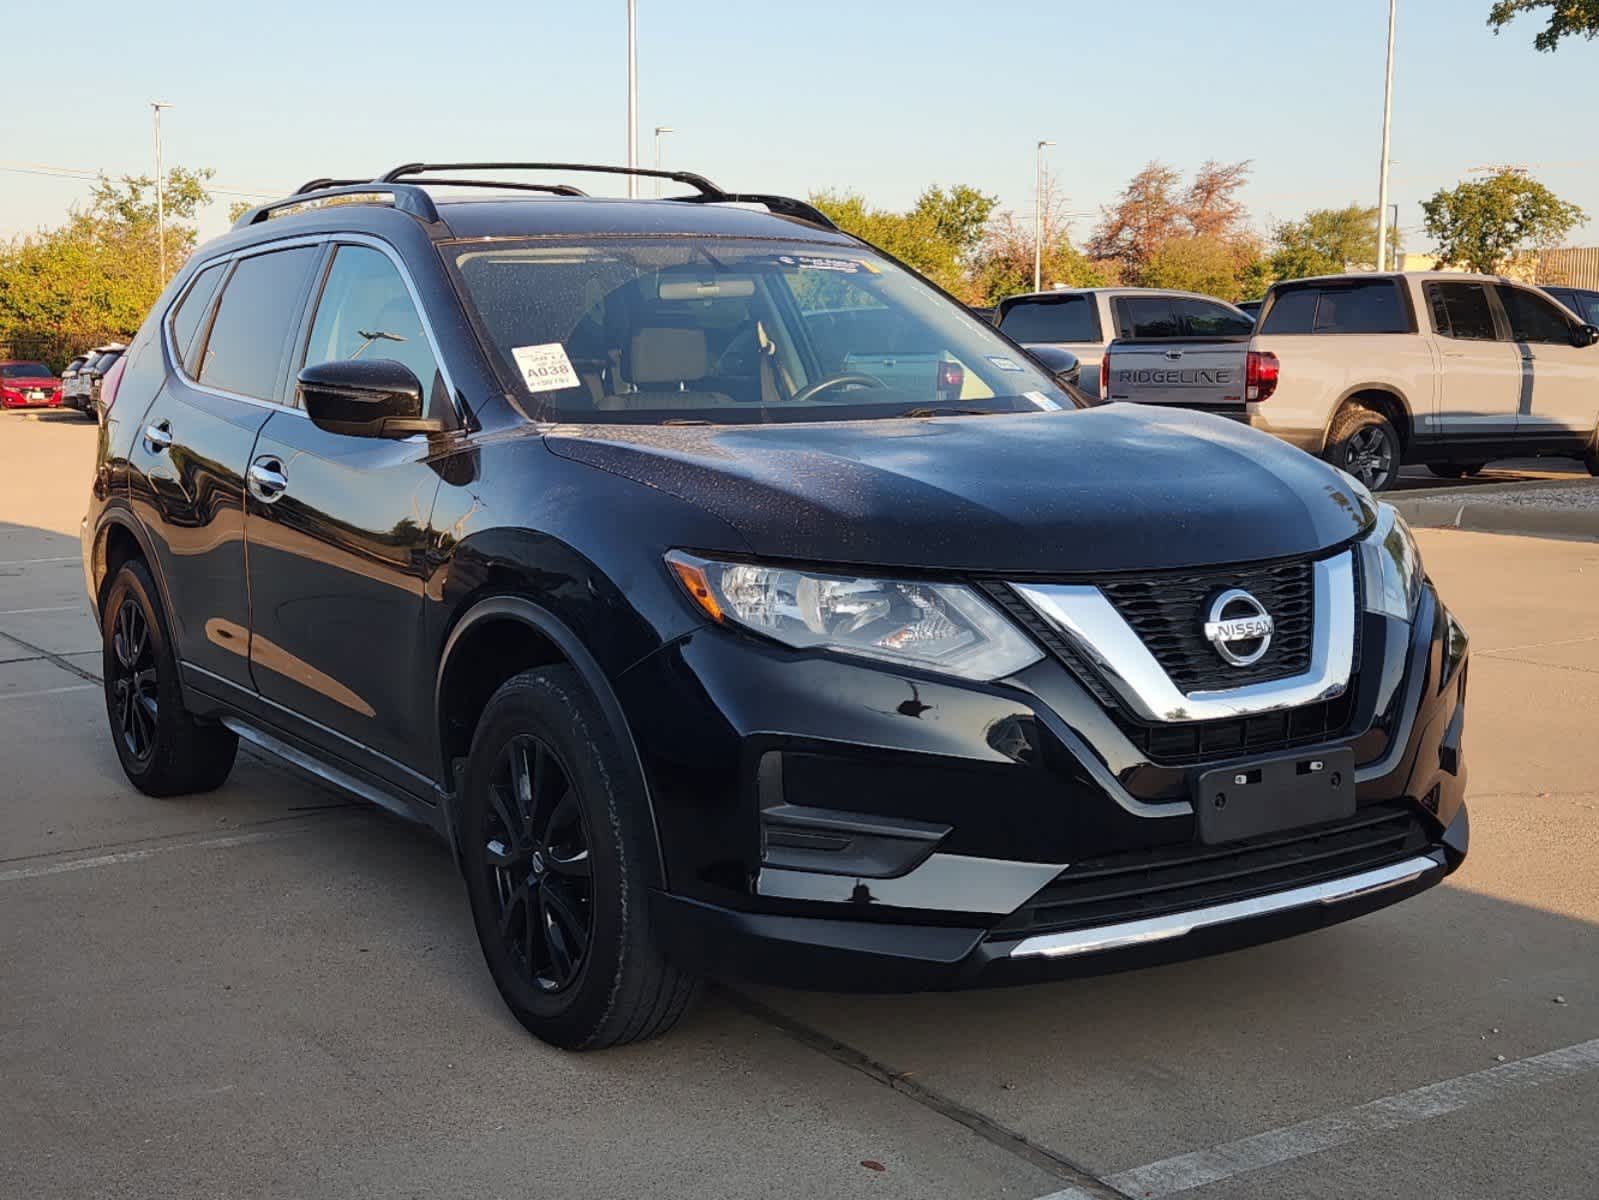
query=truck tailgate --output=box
[1103,340,1251,412]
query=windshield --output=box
[2,363,52,378]
[446,238,1070,424]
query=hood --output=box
[545,406,1375,574]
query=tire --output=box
[1326,403,1402,492]
[101,560,238,796]
[460,666,698,1050]
[1426,462,1485,479]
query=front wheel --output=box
[1326,404,1402,492]
[460,666,698,1050]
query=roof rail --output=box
[667,192,837,231]
[381,161,724,196]
[232,183,442,230]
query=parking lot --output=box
[3,409,1596,1200]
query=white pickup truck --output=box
[1101,271,1599,490]
[993,287,1255,398]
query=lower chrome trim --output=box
[1006,853,1441,959]
[758,852,1067,915]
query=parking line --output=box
[0,827,321,883]
[0,556,79,566]
[1034,1036,1599,1200]
[0,684,96,701]
[0,605,83,616]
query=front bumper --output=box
[622,580,1470,992]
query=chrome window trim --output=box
[1007,852,1441,959]
[1012,552,1356,724]
[161,232,464,426]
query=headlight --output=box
[1358,503,1424,621]
[666,552,1043,681]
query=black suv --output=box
[82,163,1471,1050]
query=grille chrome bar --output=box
[1007,852,1440,959]
[1012,552,1355,723]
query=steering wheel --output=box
[787,373,888,405]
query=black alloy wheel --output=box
[110,597,159,764]
[482,734,594,994]
[1343,424,1397,490]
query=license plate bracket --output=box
[1194,748,1356,844]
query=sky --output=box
[3,0,1596,253]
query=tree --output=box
[810,184,997,297]
[1269,204,1381,280]
[1488,1,1599,50]
[1421,170,1586,273]
[1142,236,1252,302]
[1087,160,1257,293]
[0,167,215,369]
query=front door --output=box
[1493,283,1599,449]
[127,246,320,691]
[243,242,448,782]
[1423,280,1523,444]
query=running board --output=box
[222,717,420,821]
[1007,853,1443,960]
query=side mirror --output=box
[297,359,444,438]
[1571,324,1599,349]
[1023,344,1082,390]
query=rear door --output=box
[242,241,448,781]
[127,245,319,692]
[1423,280,1522,442]
[1493,282,1599,447]
[1102,295,1254,409]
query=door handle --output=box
[247,457,288,504]
[143,421,173,452]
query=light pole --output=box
[151,101,174,283]
[1375,0,1397,272]
[653,125,674,196]
[1034,140,1055,293]
[626,0,638,197]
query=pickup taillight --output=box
[1099,354,1110,397]
[1245,350,1279,403]
[936,360,964,401]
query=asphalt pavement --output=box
[3,410,1596,1200]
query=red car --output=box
[1,361,62,409]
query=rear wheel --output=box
[101,560,237,795]
[1426,462,1485,479]
[460,666,698,1050]
[1326,403,1402,492]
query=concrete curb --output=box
[1390,478,1599,540]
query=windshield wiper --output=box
[896,407,997,418]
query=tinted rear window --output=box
[1426,282,1498,341]
[2,362,51,377]
[1113,296,1181,339]
[997,296,1100,343]
[169,262,227,373]
[1261,280,1409,335]
[196,247,318,401]
[1172,298,1255,337]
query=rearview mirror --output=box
[1571,323,1599,349]
[1023,344,1082,390]
[297,360,444,438]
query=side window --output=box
[1114,296,1180,339]
[1260,288,1318,334]
[1495,286,1574,345]
[1575,290,1599,325]
[996,297,1100,343]
[168,262,226,375]
[303,245,442,401]
[1173,298,1255,337]
[1311,281,1408,334]
[1427,282,1498,341]
[197,247,319,401]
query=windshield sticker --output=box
[1025,390,1064,412]
[987,355,1023,372]
[511,343,582,393]
[776,254,864,274]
